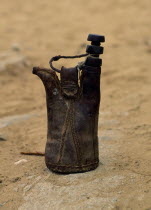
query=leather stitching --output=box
[47,160,99,168]
[57,102,71,163]
[69,100,82,164]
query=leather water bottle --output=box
[33,34,105,173]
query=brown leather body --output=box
[33,65,101,173]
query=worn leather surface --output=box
[60,66,79,98]
[33,65,101,173]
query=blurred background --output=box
[0,0,151,209]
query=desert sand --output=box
[0,0,151,209]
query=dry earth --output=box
[0,0,151,209]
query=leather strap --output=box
[60,66,79,98]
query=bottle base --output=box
[45,160,99,174]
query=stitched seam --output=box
[57,102,71,163]
[70,100,82,164]
[47,160,99,168]
[92,114,96,159]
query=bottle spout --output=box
[33,66,52,80]
[33,66,56,84]
[32,66,60,93]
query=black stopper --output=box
[86,45,104,55]
[85,56,102,67]
[87,34,105,43]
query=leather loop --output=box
[60,66,79,98]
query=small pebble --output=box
[0,135,7,141]
[11,43,21,51]
[14,159,28,165]
[11,177,21,182]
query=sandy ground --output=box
[0,0,151,209]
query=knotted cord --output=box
[49,53,88,73]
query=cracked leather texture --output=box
[33,65,101,173]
